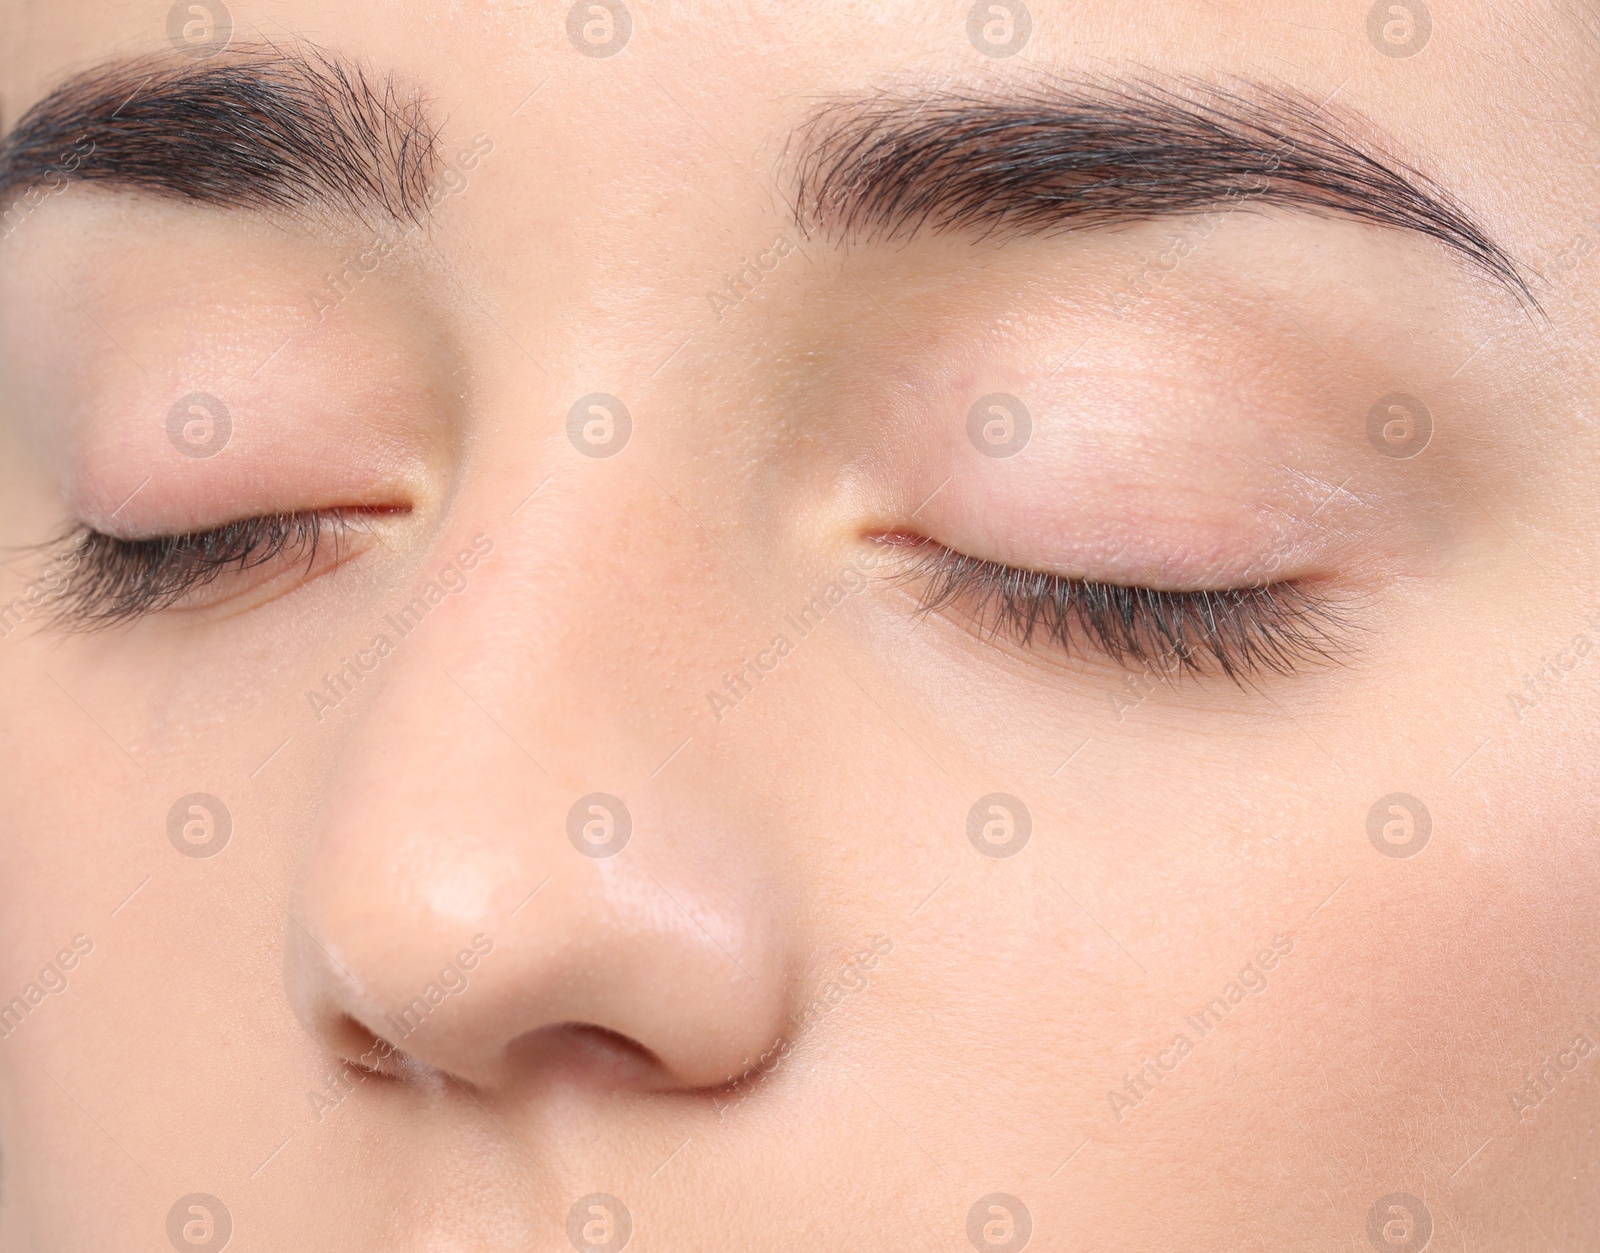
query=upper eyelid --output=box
[888,538,1355,681]
[44,510,351,629]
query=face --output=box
[1,1,1597,1249]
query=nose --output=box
[283,538,796,1095]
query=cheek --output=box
[1269,869,1597,1167]
[0,701,124,978]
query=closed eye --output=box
[46,509,380,629]
[882,534,1355,681]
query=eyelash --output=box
[889,537,1350,680]
[44,515,1346,678]
[50,511,352,628]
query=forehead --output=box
[4,0,1593,126]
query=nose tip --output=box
[284,774,794,1095]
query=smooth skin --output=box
[1,1,1599,1249]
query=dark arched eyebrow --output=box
[0,46,439,225]
[791,78,1538,312]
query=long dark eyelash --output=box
[50,511,342,629]
[893,539,1351,681]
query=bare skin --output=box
[1,1,1598,1249]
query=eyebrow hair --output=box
[792,79,1537,311]
[0,46,439,224]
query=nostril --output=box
[287,785,795,1096]
[502,1023,667,1091]
[326,1014,410,1079]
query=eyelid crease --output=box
[881,534,1356,683]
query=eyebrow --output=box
[792,78,1537,311]
[0,46,438,224]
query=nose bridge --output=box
[299,654,546,962]
[302,475,665,895]
[285,631,548,1069]
[285,502,797,1092]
